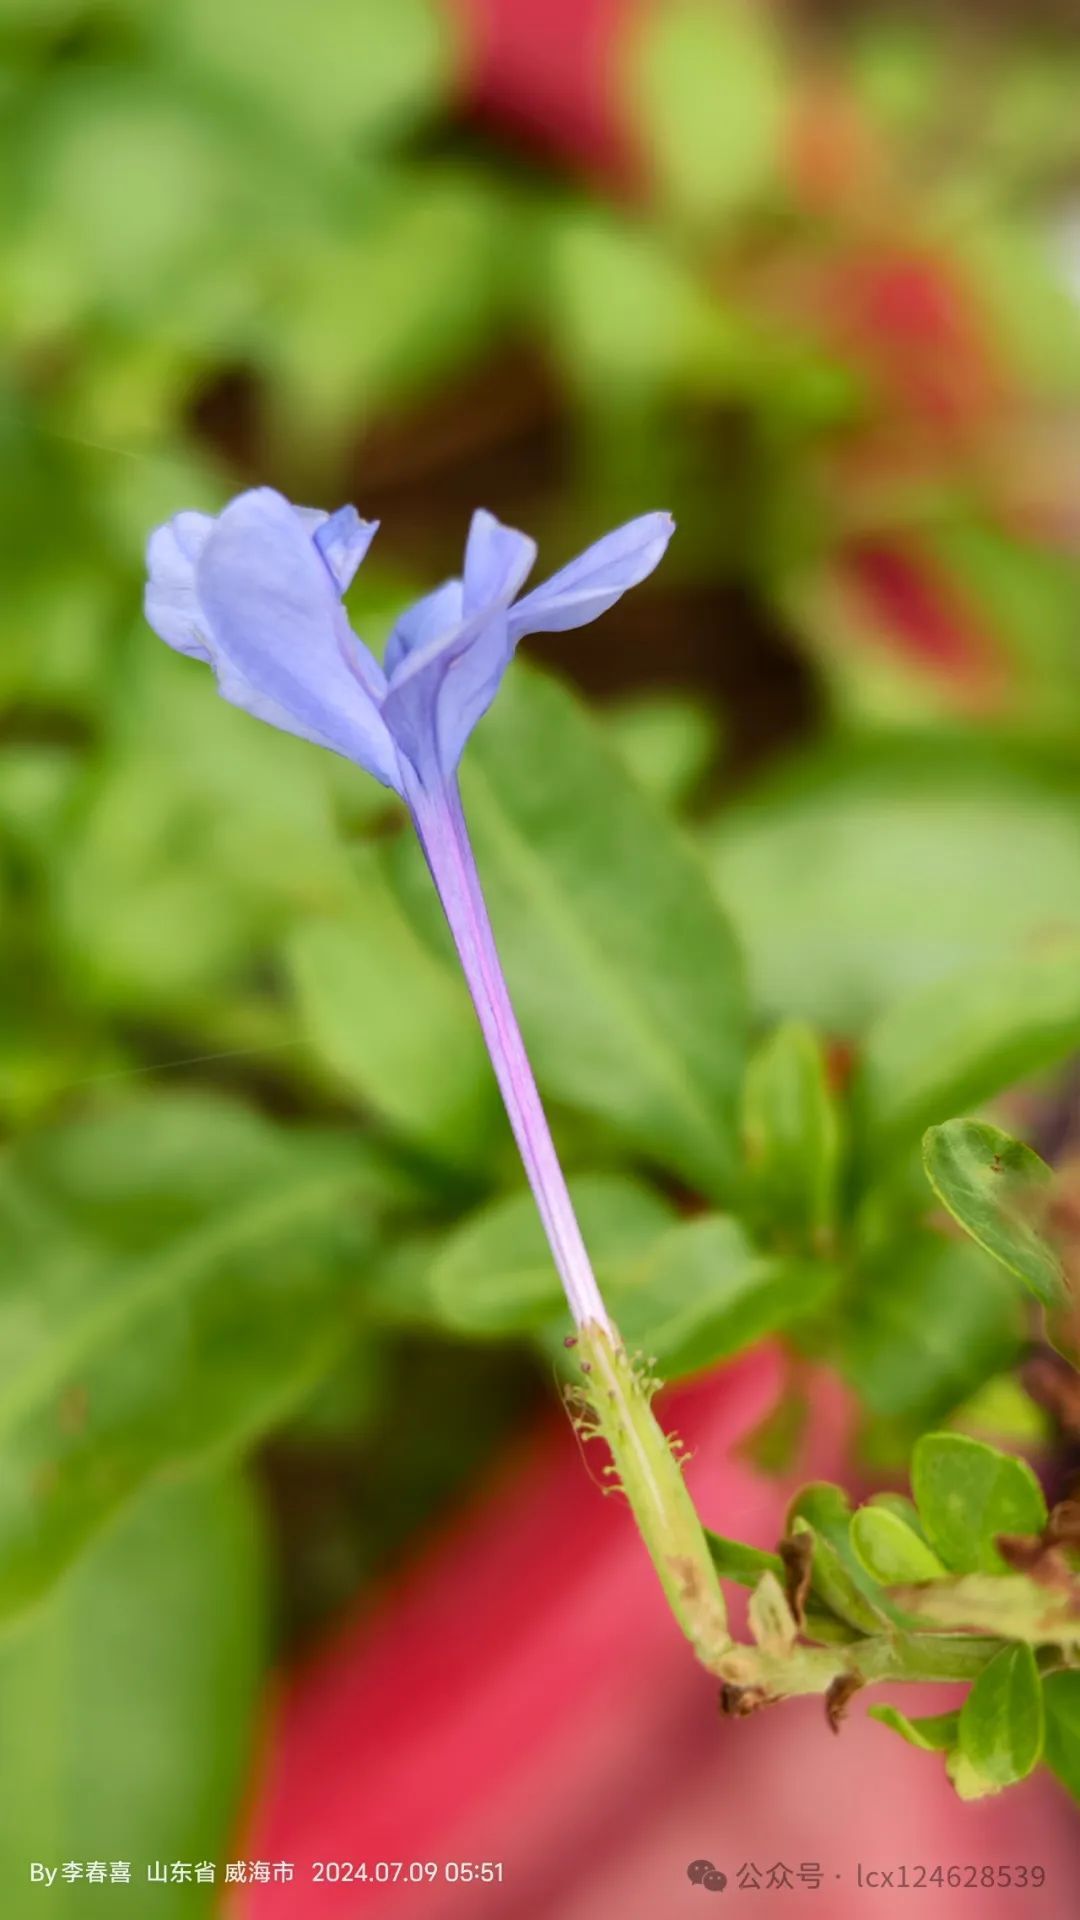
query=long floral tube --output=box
[408,775,611,1332]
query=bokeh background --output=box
[2,1,1080,1913]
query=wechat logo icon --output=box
[687,1859,727,1892]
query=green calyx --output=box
[569,1322,730,1666]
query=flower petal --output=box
[195,489,402,790]
[462,508,537,614]
[429,609,513,776]
[382,513,536,784]
[383,579,464,679]
[508,512,674,640]
[144,511,216,659]
[312,505,380,594]
[381,601,496,785]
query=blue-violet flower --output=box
[145,488,673,1335]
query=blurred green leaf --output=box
[397,667,748,1197]
[0,1468,263,1919]
[631,0,786,226]
[923,1120,1063,1307]
[425,1175,674,1338]
[955,1643,1043,1796]
[264,173,505,442]
[855,940,1080,1167]
[14,74,256,328]
[605,692,721,810]
[948,1373,1050,1449]
[0,1093,401,1618]
[707,736,1080,1031]
[911,1432,1047,1575]
[840,1233,1024,1442]
[165,0,448,150]
[0,746,79,856]
[849,1505,947,1585]
[603,1216,838,1379]
[1043,1671,1080,1804]
[57,641,353,1005]
[287,842,497,1165]
[958,220,1080,396]
[934,524,1080,718]
[868,1704,960,1754]
[850,21,943,139]
[740,1020,840,1245]
[543,207,722,394]
[282,1335,384,1445]
[0,570,113,710]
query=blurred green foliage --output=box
[3,0,1080,1889]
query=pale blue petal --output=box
[313,506,380,594]
[462,508,537,614]
[195,489,402,791]
[144,512,215,658]
[172,510,216,564]
[291,505,379,593]
[430,608,512,774]
[508,512,674,640]
[384,579,463,678]
[380,511,536,778]
[381,602,490,784]
[382,514,536,781]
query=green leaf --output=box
[865,1491,927,1535]
[0,1093,401,1619]
[923,1121,1063,1307]
[544,207,720,397]
[57,640,352,1007]
[605,692,720,810]
[287,843,497,1164]
[957,1643,1044,1793]
[786,1484,886,1634]
[850,1506,948,1585]
[911,1433,1047,1574]
[705,1530,852,1643]
[631,0,786,226]
[1043,1672,1080,1803]
[20,77,250,325]
[705,1531,784,1587]
[603,1216,838,1379]
[0,1469,263,1919]
[265,175,504,441]
[426,1176,675,1337]
[707,734,1080,1032]
[855,939,1080,1166]
[164,0,448,149]
[740,1020,840,1244]
[840,1232,1024,1443]
[891,1572,1080,1643]
[403,666,747,1197]
[428,1181,833,1371]
[869,1705,960,1753]
[851,21,943,136]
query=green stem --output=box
[718,1631,1005,1701]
